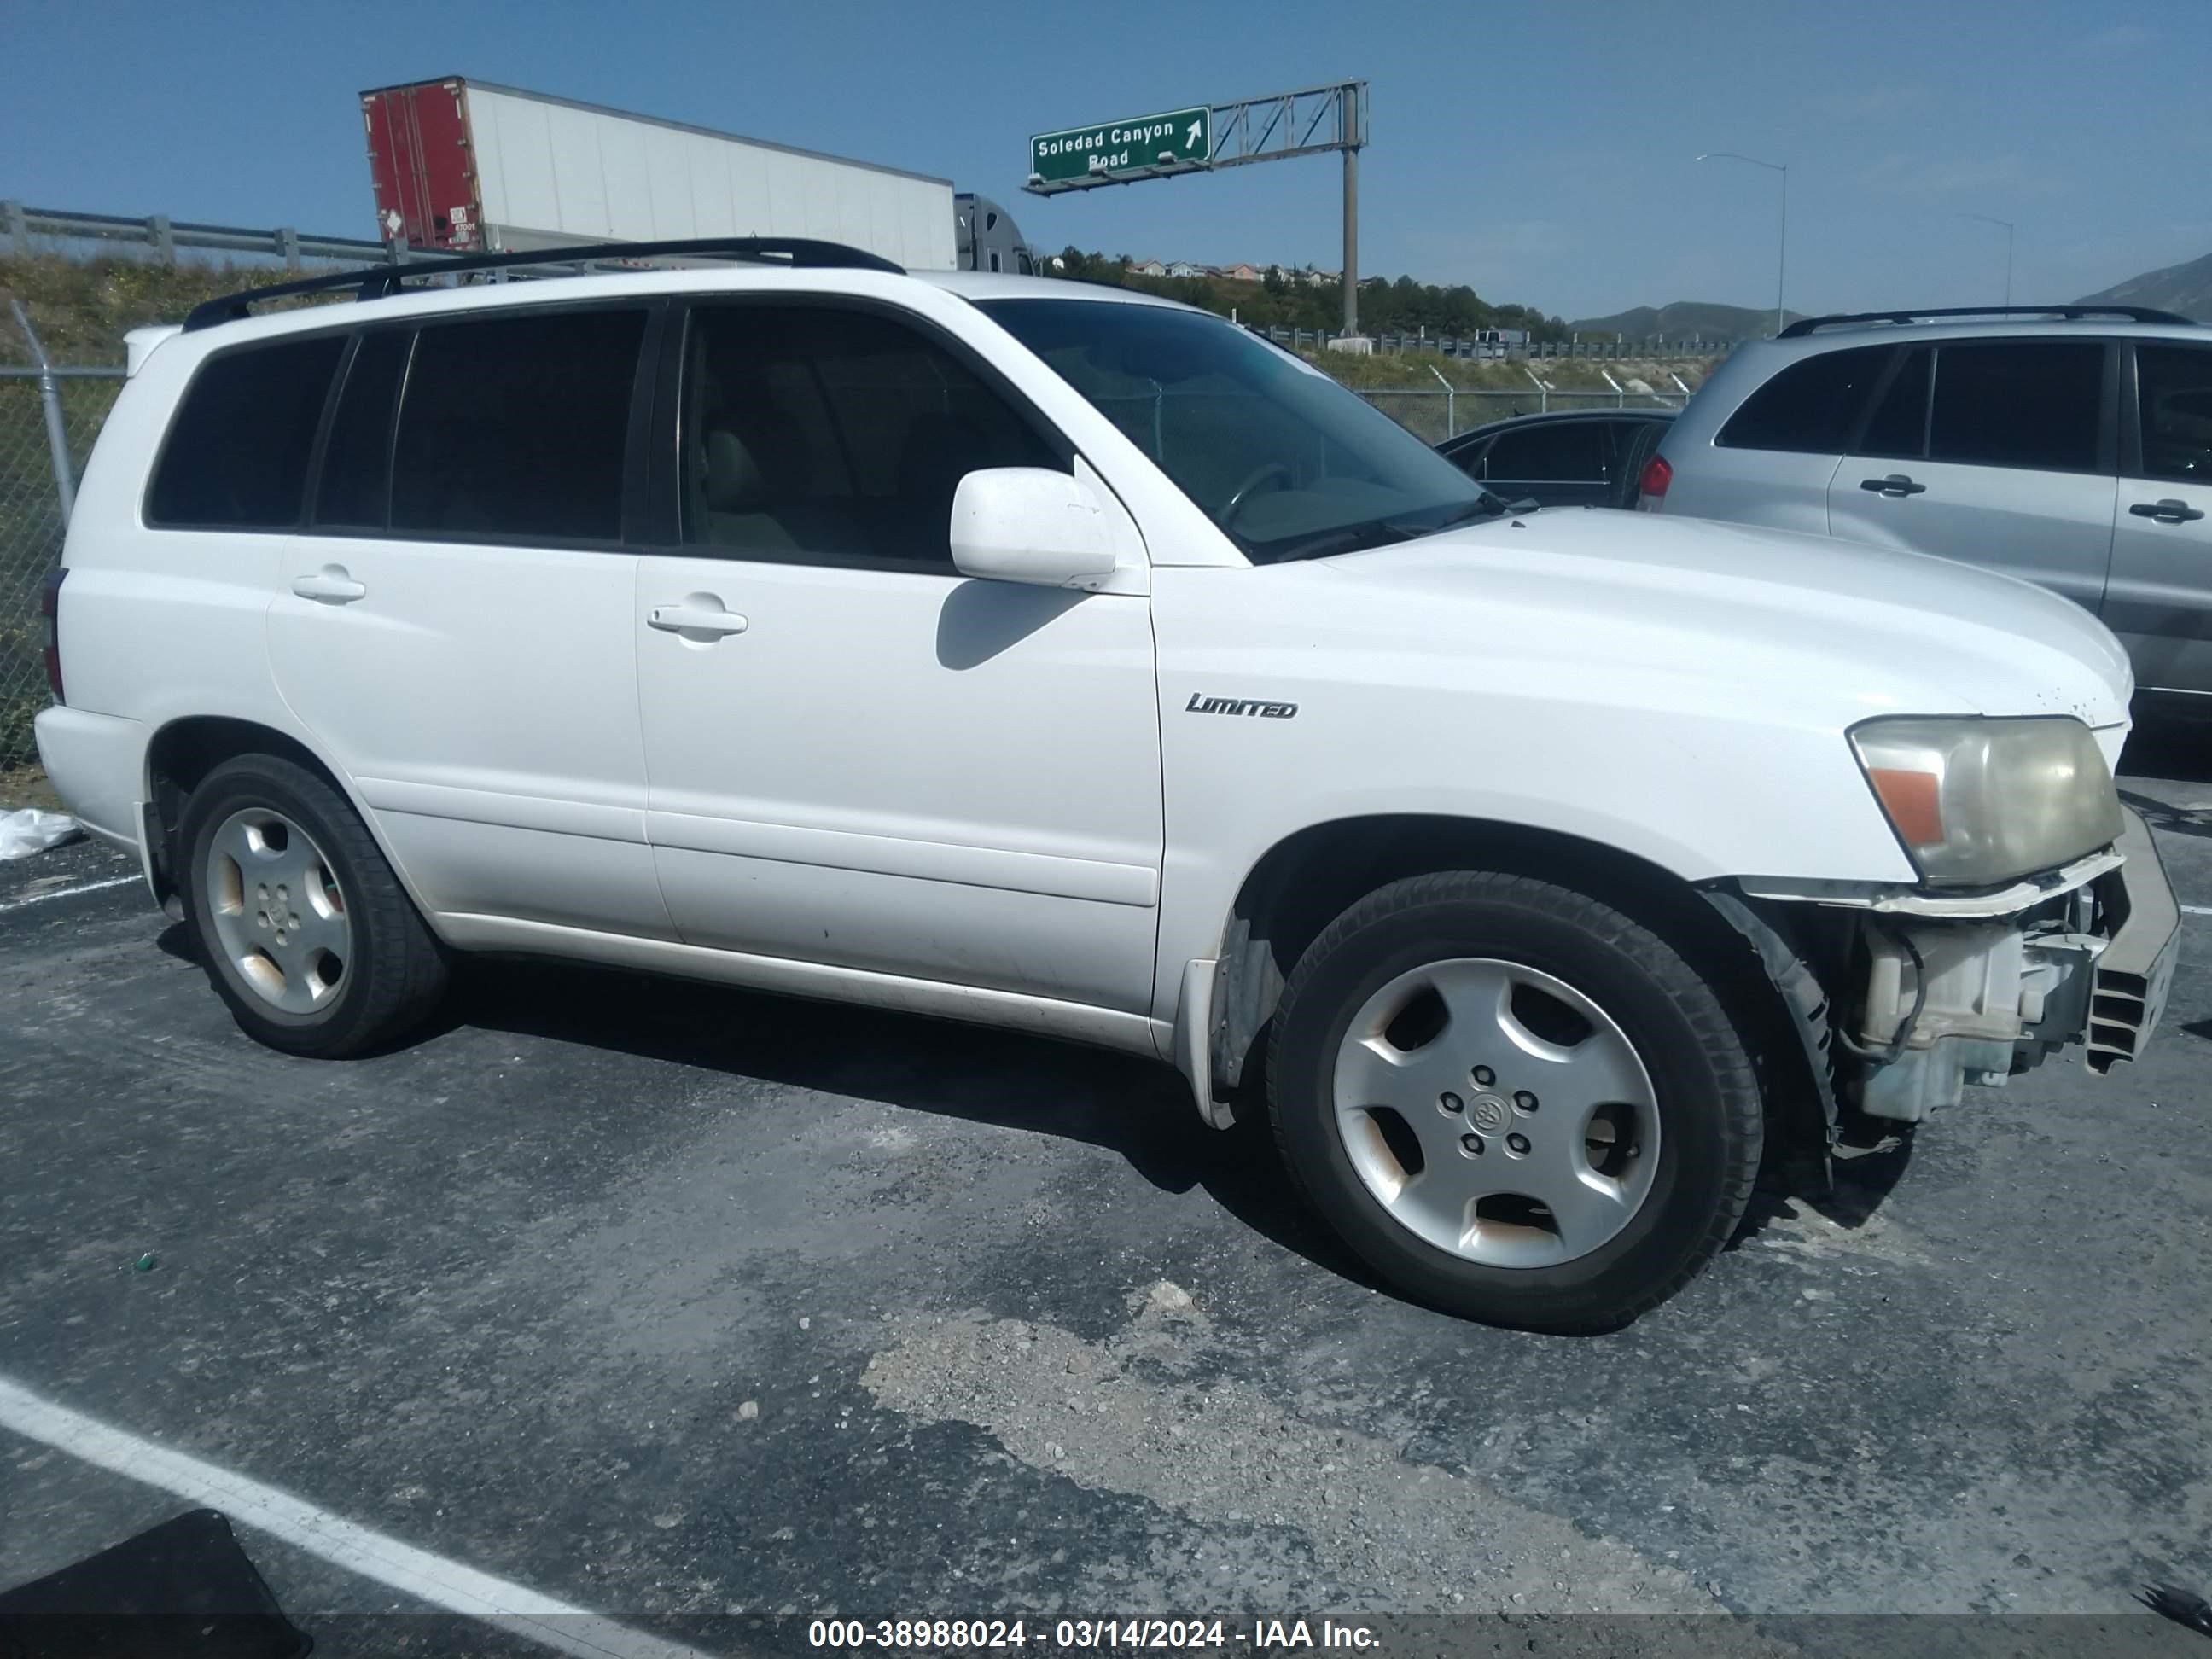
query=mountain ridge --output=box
[2075,250,2212,323]
[1564,300,1808,342]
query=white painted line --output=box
[0,1374,714,1659]
[0,873,141,914]
[2185,905,2212,917]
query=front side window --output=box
[1481,421,1611,483]
[147,333,346,528]
[2134,344,2212,484]
[977,297,1498,562]
[682,304,1060,565]
[1715,345,1890,455]
[390,307,645,543]
[1926,340,2104,473]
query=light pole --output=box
[1959,213,2015,306]
[1697,151,1788,335]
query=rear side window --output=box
[311,329,411,529]
[1481,421,1610,482]
[147,334,346,528]
[391,308,647,543]
[1716,345,1889,453]
[2135,344,2212,483]
[1927,341,2104,472]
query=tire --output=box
[178,754,448,1057]
[1266,870,1761,1333]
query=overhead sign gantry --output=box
[1025,81,1371,337]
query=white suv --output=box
[34,240,2180,1332]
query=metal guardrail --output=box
[3,201,396,271]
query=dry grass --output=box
[0,763,61,812]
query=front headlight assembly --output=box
[1849,715,2122,888]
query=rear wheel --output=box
[178,754,447,1057]
[1266,870,1761,1332]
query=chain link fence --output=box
[1,364,122,769]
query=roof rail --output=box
[1778,304,2196,339]
[182,236,904,331]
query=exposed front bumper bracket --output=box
[2086,807,2180,1074]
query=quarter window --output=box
[1715,346,1889,454]
[390,308,646,543]
[681,305,1061,565]
[147,334,346,528]
[1926,341,2104,473]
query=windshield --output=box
[975,297,1506,562]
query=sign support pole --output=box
[1342,144,1359,337]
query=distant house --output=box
[1167,260,1202,278]
[1306,268,1340,288]
[1133,259,1167,277]
[1224,263,1262,282]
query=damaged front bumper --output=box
[1711,807,2180,1126]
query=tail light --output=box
[39,567,66,704]
[1637,454,1673,510]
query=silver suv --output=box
[1640,306,2212,695]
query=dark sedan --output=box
[1435,407,1676,509]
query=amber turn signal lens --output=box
[1867,766,1943,847]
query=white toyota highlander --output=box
[33,239,2180,1332]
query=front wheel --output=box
[178,754,448,1057]
[1266,870,1762,1333]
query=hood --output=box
[1325,508,2133,728]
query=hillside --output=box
[2076,249,2212,323]
[1566,300,1805,343]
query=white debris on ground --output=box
[0,810,81,860]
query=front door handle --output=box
[1860,474,1927,498]
[648,602,749,637]
[2128,498,2206,524]
[291,566,366,603]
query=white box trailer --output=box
[362,78,958,271]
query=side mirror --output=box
[950,468,1119,590]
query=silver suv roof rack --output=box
[1778,305,2195,339]
[182,236,903,332]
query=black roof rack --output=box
[182,236,903,331]
[1778,304,2195,338]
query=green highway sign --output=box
[1029,106,1213,189]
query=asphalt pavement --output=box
[4,723,2211,1658]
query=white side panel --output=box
[480,93,561,233]
[461,86,956,269]
[641,127,696,240]
[597,116,658,242]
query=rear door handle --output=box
[291,567,366,603]
[1860,474,1927,498]
[2128,498,2206,523]
[648,602,749,637]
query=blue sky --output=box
[9,0,2207,322]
